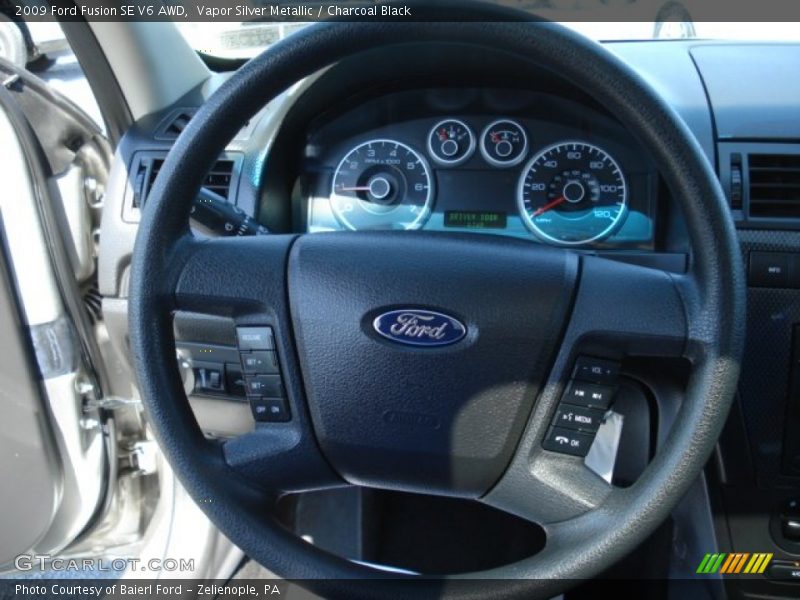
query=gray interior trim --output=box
[0,102,105,568]
[87,22,211,121]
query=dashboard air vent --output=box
[131,157,236,209]
[161,112,193,140]
[748,154,800,218]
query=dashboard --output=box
[302,88,657,249]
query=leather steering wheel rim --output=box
[129,17,745,599]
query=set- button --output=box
[543,356,620,457]
[236,326,290,422]
[245,374,284,397]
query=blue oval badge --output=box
[372,309,466,347]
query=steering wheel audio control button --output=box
[563,381,615,410]
[554,403,605,433]
[542,427,594,457]
[573,356,620,385]
[250,398,291,423]
[236,326,275,351]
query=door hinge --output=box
[83,395,141,411]
[121,440,158,476]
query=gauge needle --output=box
[533,196,566,217]
[338,186,372,192]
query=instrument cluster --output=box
[304,90,656,249]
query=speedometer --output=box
[330,139,433,231]
[517,141,627,246]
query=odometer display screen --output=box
[444,210,507,230]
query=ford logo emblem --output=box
[372,309,466,347]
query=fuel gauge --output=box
[480,119,528,168]
[427,119,475,166]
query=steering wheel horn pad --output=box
[129,16,744,599]
[289,232,577,496]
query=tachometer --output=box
[330,139,433,230]
[517,141,627,246]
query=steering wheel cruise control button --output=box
[554,403,605,432]
[564,381,615,410]
[250,398,291,422]
[235,326,290,421]
[236,326,275,351]
[573,356,620,384]
[245,375,284,398]
[543,427,595,457]
[240,351,279,374]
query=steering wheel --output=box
[129,16,744,600]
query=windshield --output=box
[175,20,800,59]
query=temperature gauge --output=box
[427,119,475,166]
[480,119,528,168]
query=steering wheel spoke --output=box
[483,255,688,524]
[169,234,342,494]
[222,427,343,494]
[171,234,295,318]
[566,255,688,356]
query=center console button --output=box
[767,561,800,582]
[749,252,790,288]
